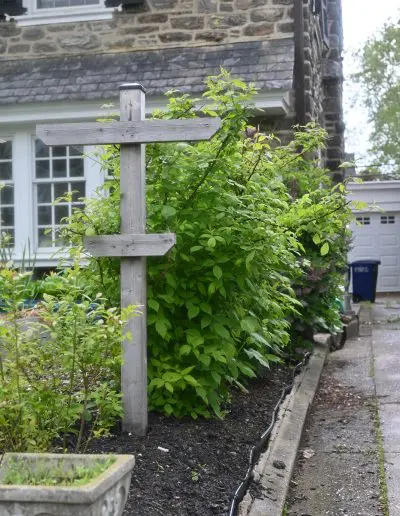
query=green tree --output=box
[356,18,400,174]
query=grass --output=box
[372,402,390,516]
[1,456,116,487]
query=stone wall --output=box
[301,0,344,176]
[323,0,344,180]
[303,0,325,124]
[0,0,295,60]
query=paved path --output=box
[373,298,400,515]
[287,298,400,516]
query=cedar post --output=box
[119,84,147,435]
[36,85,221,436]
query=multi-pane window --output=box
[356,216,371,226]
[37,0,98,8]
[381,215,395,225]
[35,140,85,248]
[0,139,15,247]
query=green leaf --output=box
[238,363,256,378]
[200,302,212,315]
[312,234,321,245]
[240,316,260,333]
[207,237,216,248]
[199,354,211,366]
[213,265,222,280]
[165,382,174,393]
[210,371,221,385]
[161,205,177,219]
[186,329,204,347]
[245,250,255,270]
[148,299,160,312]
[155,319,168,338]
[208,283,216,296]
[164,403,173,415]
[213,324,230,340]
[187,303,200,320]
[184,375,200,387]
[179,344,191,356]
[320,242,329,256]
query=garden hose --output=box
[228,353,311,516]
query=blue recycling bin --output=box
[350,260,381,303]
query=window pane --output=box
[54,227,69,247]
[36,160,50,179]
[70,145,84,156]
[37,184,52,203]
[38,228,53,247]
[70,159,84,177]
[35,139,49,158]
[37,0,98,6]
[1,207,14,226]
[55,205,69,224]
[52,146,67,157]
[0,185,14,205]
[0,230,14,247]
[53,159,67,178]
[34,142,86,248]
[0,162,12,180]
[38,205,52,225]
[72,203,85,214]
[0,141,12,160]
[71,182,85,202]
[54,182,69,199]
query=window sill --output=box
[14,6,115,26]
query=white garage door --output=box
[348,213,400,293]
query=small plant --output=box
[0,256,137,453]
[1,456,116,486]
[191,470,199,483]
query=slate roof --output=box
[0,38,294,105]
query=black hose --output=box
[228,353,311,516]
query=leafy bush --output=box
[0,263,134,453]
[276,127,352,342]
[61,71,352,419]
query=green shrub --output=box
[276,126,352,343]
[61,71,352,419]
[0,263,134,453]
[63,72,305,418]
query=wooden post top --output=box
[119,83,146,93]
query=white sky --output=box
[342,0,399,168]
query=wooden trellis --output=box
[37,84,221,435]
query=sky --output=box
[342,0,399,168]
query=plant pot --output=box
[0,453,135,516]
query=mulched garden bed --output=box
[86,365,294,516]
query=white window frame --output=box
[0,136,16,250]
[32,140,103,263]
[15,0,114,26]
[33,140,87,251]
[0,127,103,267]
[380,215,396,225]
[356,216,371,226]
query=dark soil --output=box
[86,366,293,516]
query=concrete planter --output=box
[0,453,135,516]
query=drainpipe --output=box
[294,0,306,125]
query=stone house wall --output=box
[323,0,344,179]
[0,0,295,60]
[301,0,344,177]
[1,0,344,173]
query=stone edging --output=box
[238,335,330,516]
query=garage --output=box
[347,181,400,293]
